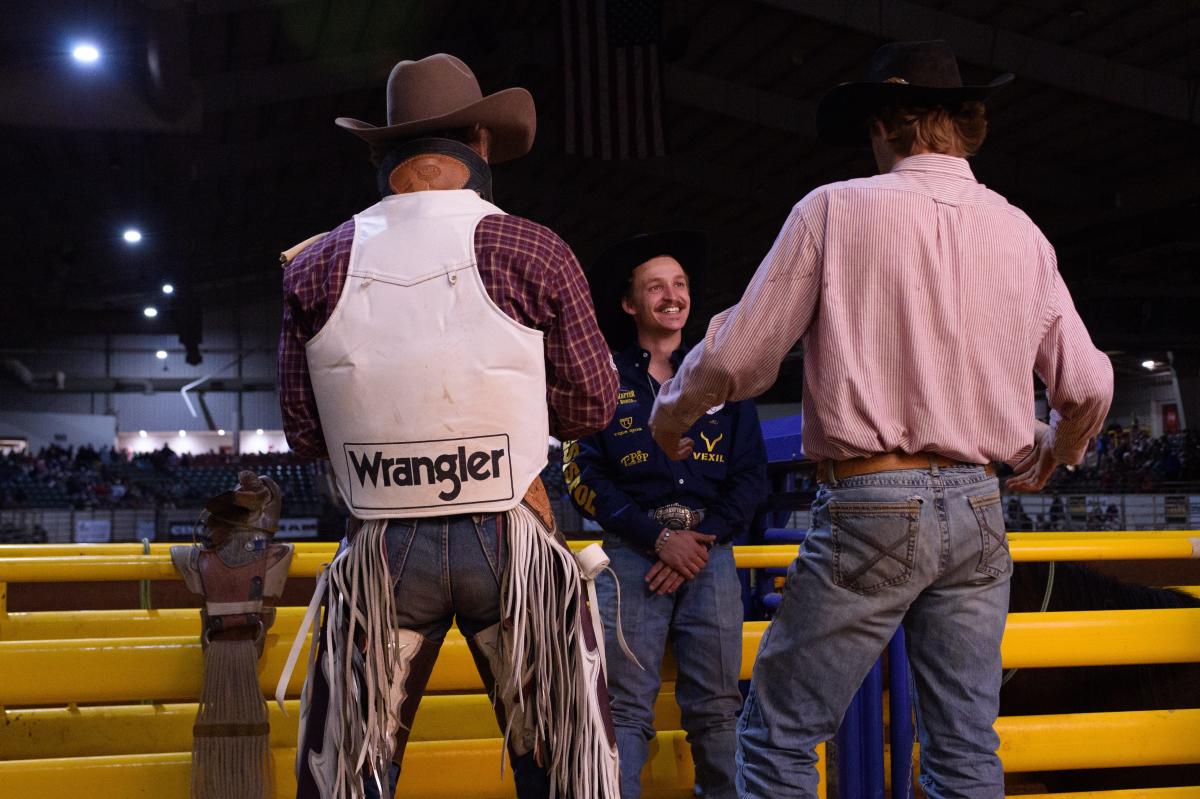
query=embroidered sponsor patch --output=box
[617,388,638,405]
[692,431,726,463]
[614,415,645,436]
[559,441,597,516]
[620,450,650,467]
[343,434,514,510]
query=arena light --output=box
[255,428,264,436]
[161,283,174,295]
[155,350,167,360]
[123,229,142,244]
[138,430,147,438]
[217,429,226,436]
[143,306,158,318]
[1142,360,1156,370]
[72,43,100,64]
[178,430,187,438]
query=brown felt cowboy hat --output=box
[817,40,1013,147]
[336,53,536,163]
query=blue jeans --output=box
[596,538,744,799]
[736,467,1010,799]
[359,514,550,799]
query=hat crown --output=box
[865,40,963,89]
[385,53,484,127]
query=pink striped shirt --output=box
[654,154,1113,466]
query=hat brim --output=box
[816,74,1013,147]
[587,231,708,351]
[335,87,536,164]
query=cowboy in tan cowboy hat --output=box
[278,54,624,799]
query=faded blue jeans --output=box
[596,538,744,799]
[736,466,1010,799]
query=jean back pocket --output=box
[384,519,419,587]
[968,492,1009,579]
[830,500,921,595]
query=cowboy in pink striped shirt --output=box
[650,41,1113,798]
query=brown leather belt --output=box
[818,452,995,483]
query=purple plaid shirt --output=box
[279,212,618,460]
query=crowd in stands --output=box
[1042,426,1199,492]
[1,428,1195,515]
[0,444,322,513]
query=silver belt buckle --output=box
[649,503,703,530]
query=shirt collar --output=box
[890,153,976,181]
[619,342,689,372]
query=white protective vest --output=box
[306,190,549,519]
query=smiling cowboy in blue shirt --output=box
[563,232,768,799]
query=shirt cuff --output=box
[695,513,732,543]
[652,379,705,437]
[1052,434,1090,465]
[1051,413,1092,465]
[617,513,665,552]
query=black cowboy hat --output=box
[817,40,1013,147]
[587,231,708,352]
[336,53,536,164]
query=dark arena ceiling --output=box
[1,0,1198,368]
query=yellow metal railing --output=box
[0,528,1195,560]
[5,696,1197,774]
[0,693,683,760]
[3,596,1196,641]
[995,708,1200,771]
[0,536,1198,798]
[0,534,1196,588]
[0,733,751,799]
[2,610,1199,705]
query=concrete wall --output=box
[0,411,117,451]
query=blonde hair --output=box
[875,101,988,157]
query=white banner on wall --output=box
[168,517,319,539]
[277,517,319,539]
[75,518,112,543]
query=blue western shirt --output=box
[563,344,768,550]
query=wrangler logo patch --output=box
[343,434,514,510]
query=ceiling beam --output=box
[754,0,1198,125]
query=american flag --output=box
[561,0,666,159]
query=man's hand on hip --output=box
[1007,420,1060,493]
